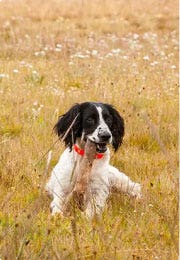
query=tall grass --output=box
[0,0,178,259]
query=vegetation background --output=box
[0,0,178,259]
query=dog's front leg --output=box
[46,182,68,216]
[108,165,142,199]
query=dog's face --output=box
[54,102,124,152]
[82,104,113,153]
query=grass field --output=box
[0,0,178,259]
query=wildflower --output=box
[106,53,113,58]
[29,64,33,68]
[73,52,89,59]
[55,44,62,52]
[160,51,165,56]
[171,65,176,69]
[111,48,121,54]
[132,63,137,67]
[133,33,139,40]
[25,34,30,39]
[32,103,44,118]
[110,34,119,42]
[20,60,26,66]
[32,70,38,75]
[91,50,98,56]
[167,53,174,57]
[111,34,119,42]
[44,46,49,51]
[0,73,9,78]
[3,21,11,29]
[33,101,38,106]
[150,61,159,66]
[26,63,33,69]
[55,48,61,52]
[143,55,150,61]
[13,69,19,73]
[56,44,62,49]
[34,51,46,57]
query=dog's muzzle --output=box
[90,131,111,153]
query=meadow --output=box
[0,0,178,259]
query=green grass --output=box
[0,0,178,259]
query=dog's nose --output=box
[98,132,111,142]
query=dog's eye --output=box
[105,117,113,125]
[86,117,95,125]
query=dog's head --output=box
[54,102,124,153]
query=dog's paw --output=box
[130,183,142,200]
[50,202,62,216]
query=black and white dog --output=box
[46,102,141,218]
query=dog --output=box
[46,102,142,218]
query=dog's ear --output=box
[54,104,82,150]
[104,104,124,151]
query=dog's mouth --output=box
[84,136,108,153]
[95,142,107,153]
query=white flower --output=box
[133,33,139,40]
[143,55,150,61]
[44,46,49,51]
[32,70,38,75]
[25,34,30,39]
[171,65,176,69]
[91,50,98,56]
[33,101,38,106]
[111,48,121,54]
[55,48,61,52]
[13,69,19,73]
[150,61,159,66]
[34,51,45,56]
[56,44,62,49]
[73,52,89,59]
[106,53,113,58]
[0,73,9,78]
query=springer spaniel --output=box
[46,102,141,218]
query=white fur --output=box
[88,106,112,144]
[46,147,142,218]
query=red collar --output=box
[74,144,104,159]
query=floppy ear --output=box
[54,104,82,150]
[104,104,124,151]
